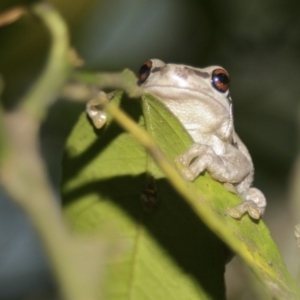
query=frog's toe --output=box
[227,201,249,219]
[227,186,266,219]
[178,166,197,181]
[245,187,266,217]
[247,202,264,219]
[227,200,263,220]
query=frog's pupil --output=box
[218,73,229,84]
[212,69,230,93]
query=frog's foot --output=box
[174,163,198,181]
[175,153,204,181]
[174,143,213,181]
[86,91,109,129]
[227,187,266,219]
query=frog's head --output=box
[138,59,232,111]
[138,59,233,141]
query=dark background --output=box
[0,0,300,299]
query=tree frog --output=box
[138,59,266,219]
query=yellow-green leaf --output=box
[62,91,227,300]
[141,92,300,300]
[62,90,300,300]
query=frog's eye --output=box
[138,60,152,84]
[211,68,230,93]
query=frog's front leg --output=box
[175,142,266,219]
[175,142,251,183]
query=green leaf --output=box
[62,91,226,299]
[141,92,300,299]
[61,90,300,300]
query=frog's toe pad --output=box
[227,187,266,219]
[227,200,264,220]
[180,167,197,181]
[174,156,198,181]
